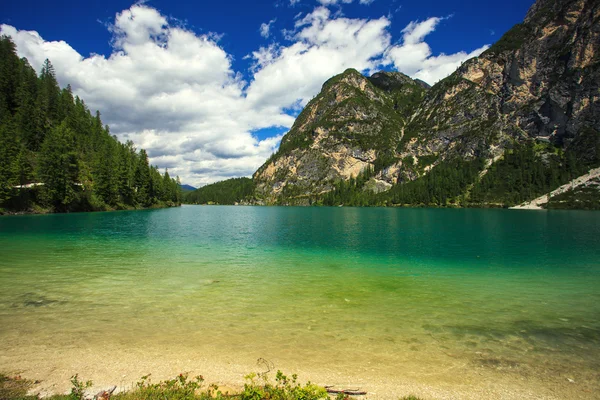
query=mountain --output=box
[185,178,254,205]
[253,0,600,208]
[180,184,197,192]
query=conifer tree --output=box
[38,121,80,210]
[134,149,151,206]
[0,35,181,212]
[0,121,20,204]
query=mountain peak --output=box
[252,0,599,206]
[369,71,429,92]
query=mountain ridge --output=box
[246,0,599,208]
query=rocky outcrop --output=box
[459,0,600,146]
[253,69,427,203]
[511,167,600,208]
[253,0,600,205]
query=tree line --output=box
[180,139,595,208]
[184,178,255,205]
[470,142,586,205]
[0,36,182,213]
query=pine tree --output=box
[15,58,39,150]
[0,121,20,205]
[0,37,178,212]
[117,141,136,205]
[175,176,183,203]
[38,122,80,210]
[93,138,119,206]
[0,37,21,122]
[39,59,60,122]
[134,149,151,206]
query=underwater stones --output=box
[16,293,61,308]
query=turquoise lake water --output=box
[0,206,599,397]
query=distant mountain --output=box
[252,0,600,208]
[184,178,254,205]
[179,184,197,192]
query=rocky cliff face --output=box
[458,0,599,149]
[253,69,427,203]
[253,0,600,205]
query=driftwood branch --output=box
[93,386,116,400]
[324,386,367,396]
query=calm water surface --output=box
[0,206,599,396]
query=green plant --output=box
[123,373,215,400]
[68,375,92,400]
[335,392,349,400]
[241,370,328,400]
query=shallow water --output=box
[0,206,599,398]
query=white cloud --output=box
[246,7,391,111]
[385,17,489,84]
[0,6,287,187]
[260,19,276,38]
[1,4,488,186]
[318,0,352,5]
[412,45,489,84]
[317,0,375,5]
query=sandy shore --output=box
[1,342,596,400]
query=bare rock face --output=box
[253,0,600,204]
[457,0,600,145]
[253,69,427,204]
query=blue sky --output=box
[1,0,533,186]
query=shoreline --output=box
[1,344,595,400]
[0,202,181,217]
[1,207,598,400]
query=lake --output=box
[0,206,599,399]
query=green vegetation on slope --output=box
[257,69,427,178]
[307,140,598,208]
[321,165,376,206]
[384,158,484,206]
[470,142,586,206]
[483,23,532,55]
[546,178,600,210]
[184,178,255,205]
[0,36,182,213]
[315,158,484,207]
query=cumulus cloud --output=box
[317,0,375,5]
[260,19,276,38]
[385,17,489,83]
[318,0,352,5]
[1,6,286,187]
[1,4,488,186]
[246,7,391,111]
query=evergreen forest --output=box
[184,140,597,209]
[184,178,255,205]
[0,36,182,213]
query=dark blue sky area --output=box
[2,0,533,77]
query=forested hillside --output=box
[251,0,600,209]
[184,178,254,205]
[0,36,182,214]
